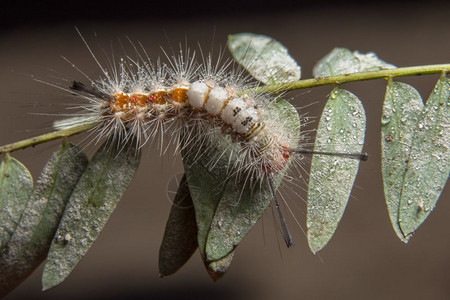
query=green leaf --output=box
[207,98,299,262]
[307,88,366,254]
[182,97,300,277]
[0,142,88,297]
[182,146,226,259]
[205,250,235,281]
[0,154,33,251]
[228,33,301,84]
[182,138,233,278]
[399,76,450,238]
[204,175,274,262]
[42,139,141,290]
[159,174,198,277]
[313,48,395,77]
[381,81,424,243]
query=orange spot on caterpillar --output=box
[171,87,188,103]
[113,93,130,110]
[149,91,167,104]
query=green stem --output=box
[0,63,449,154]
[0,123,98,154]
[252,63,450,94]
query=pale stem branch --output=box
[0,123,98,154]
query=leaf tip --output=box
[396,232,411,244]
[41,259,68,291]
[41,277,60,292]
[308,241,323,255]
[206,266,225,282]
[202,251,234,281]
[307,232,325,254]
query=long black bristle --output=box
[267,175,295,248]
[71,81,111,100]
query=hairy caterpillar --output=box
[47,30,367,250]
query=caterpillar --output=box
[49,31,367,248]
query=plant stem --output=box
[253,63,450,94]
[1,63,449,154]
[0,123,98,154]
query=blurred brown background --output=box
[1,1,449,299]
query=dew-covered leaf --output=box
[42,139,141,290]
[313,48,396,78]
[0,154,33,251]
[307,88,366,254]
[182,146,226,259]
[228,33,301,84]
[381,81,424,243]
[0,142,88,297]
[205,97,299,262]
[204,175,275,262]
[182,135,234,278]
[182,97,300,276]
[399,76,449,238]
[159,174,198,277]
[182,145,236,278]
